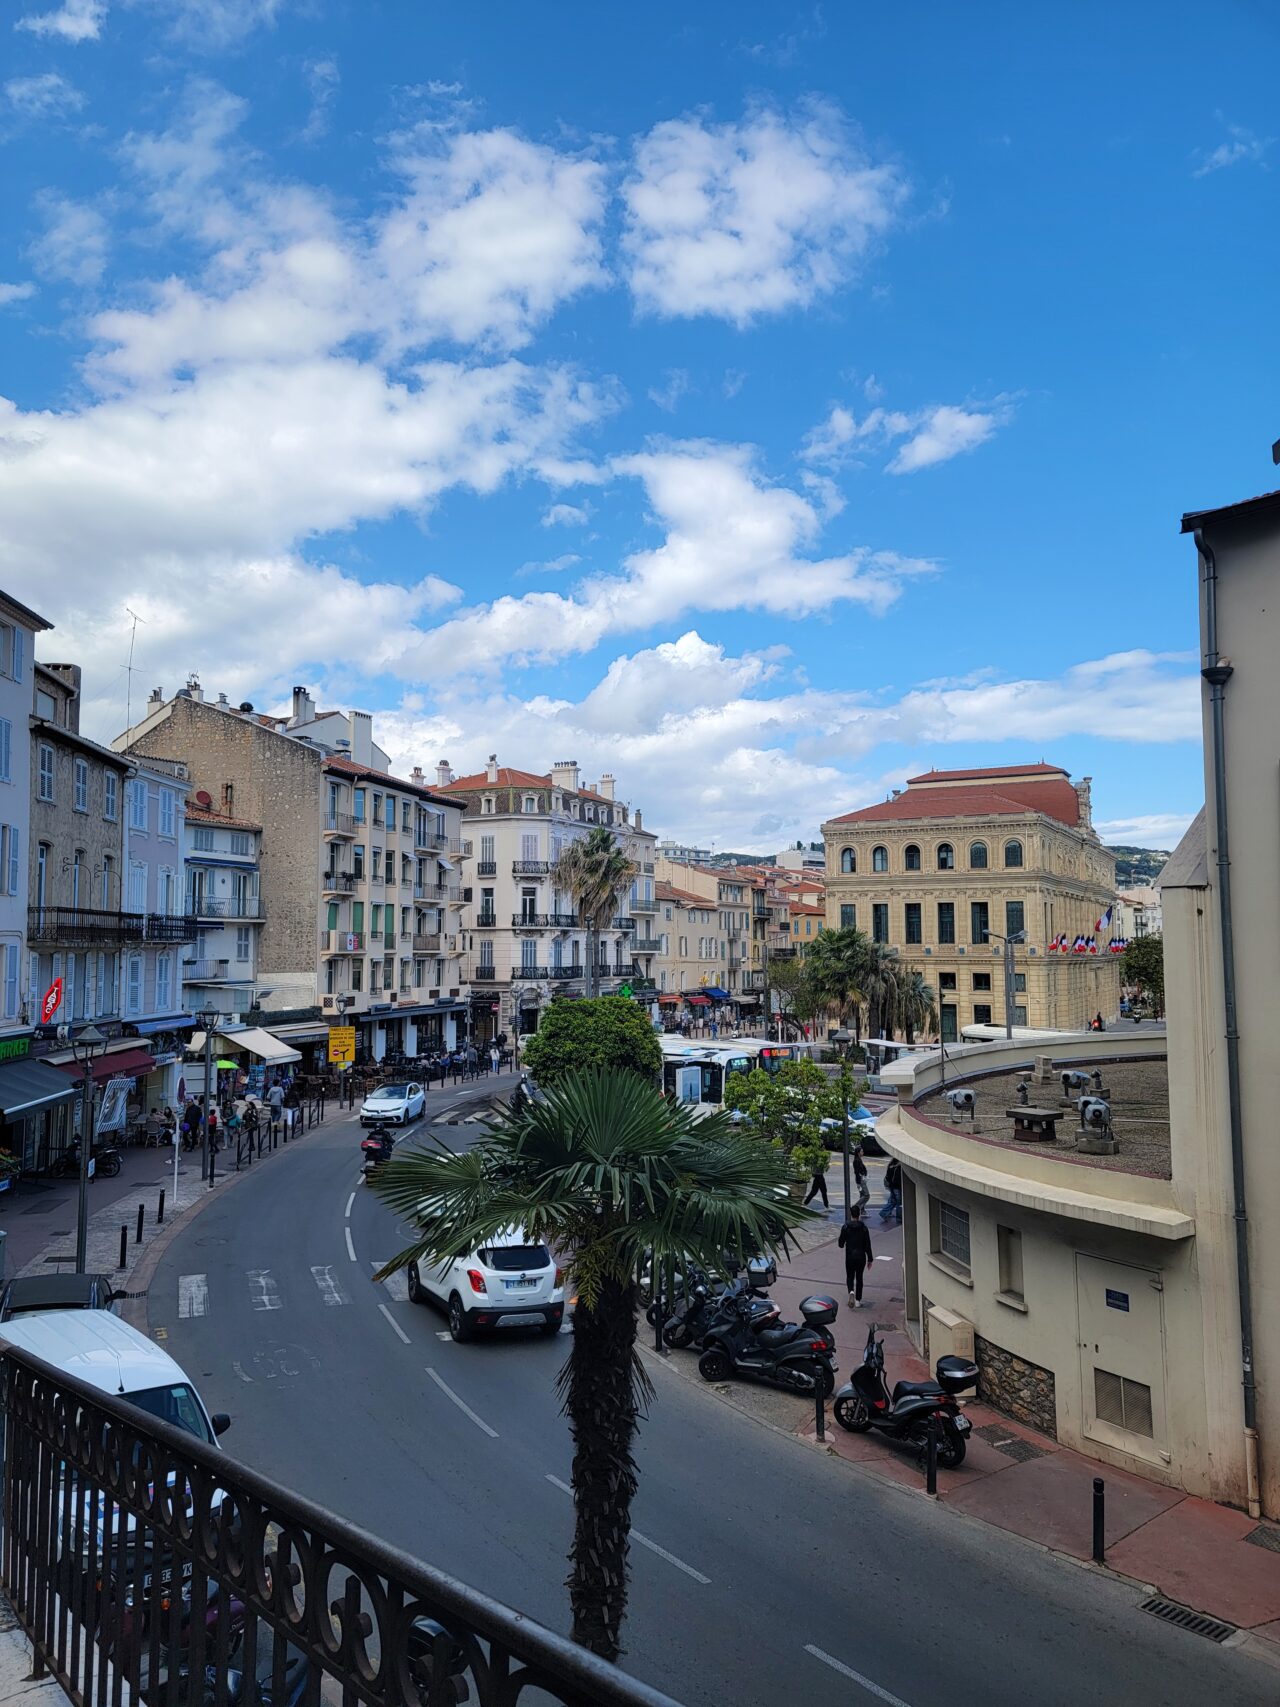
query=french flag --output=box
[1072,935,1086,953]
[1087,935,1099,954]
[1095,905,1113,934]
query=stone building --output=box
[0,590,51,1039]
[821,764,1120,1037]
[654,859,753,1007]
[182,799,265,1024]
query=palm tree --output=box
[551,826,638,997]
[897,965,938,1044]
[860,940,903,1040]
[804,925,869,1041]
[372,1068,808,1661]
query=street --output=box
[149,1089,1276,1707]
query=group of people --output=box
[138,1078,293,1156]
[799,1142,904,1309]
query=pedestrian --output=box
[489,1042,500,1075]
[881,1156,903,1224]
[267,1080,285,1123]
[852,1143,871,1209]
[803,1149,829,1208]
[465,1042,478,1078]
[839,1206,873,1307]
[206,1102,220,1151]
[244,1098,260,1140]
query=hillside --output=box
[1107,845,1171,888]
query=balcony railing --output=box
[323,872,356,894]
[28,906,144,947]
[513,965,552,980]
[0,1344,680,1707]
[547,965,585,981]
[513,912,557,927]
[475,911,498,928]
[187,895,265,919]
[634,937,663,953]
[612,916,636,933]
[322,929,365,953]
[512,860,549,875]
[144,912,201,942]
[476,860,498,876]
[413,933,441,953]
[182,957,234,981]
[324,811,357,836]
[631,895,659,913]
[470,965,506,982]
[547,911,579,927]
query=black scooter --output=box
[360,1126,395,1182]
[833,1326,977,1466]
[55,1140,122,1179]
[698,1265,839,1397]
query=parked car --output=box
[0,1272,118,1321]
[359,1082,426,1126]
[820,1108,884,1157]
[406,1227,565,1341]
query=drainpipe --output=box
[1195,527,1261,1519]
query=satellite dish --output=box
[195,790,213,808]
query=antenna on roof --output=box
[1272,437,1280,466]
[123,607,146,735]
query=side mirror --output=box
[211,1412,232,1436]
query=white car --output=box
[406,1228,565,1341]
[360,1081,426,1126]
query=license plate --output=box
[142,1559,193,1592]
[503,1278,535,1290]
[954,1416,971,1434]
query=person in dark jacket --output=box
[838,1206,873,1307]
[802,1150,829,1208]
[852,1143,870,1208]
[880,1157,903,1224]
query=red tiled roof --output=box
[789,901,825,916]
[322,755,452,805]
[906,763,1067,784]
[439,767,617,805]
[185,805,262,832]
[831,778,1081,828]
[656,880,710,907]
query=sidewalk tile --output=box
[1107,1500,1280,1629]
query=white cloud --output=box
[803,396,1011,474]
[541,501,591,527]
[648,368,691,412]
[0,282,36,307]
[1096,814,1194,849]
[15,0,106,41]
[1193,118,1273,178]
[27,193,108,284]
[5,71,85,118]
[622,101,907,325]
[515,553,581,578]
[124,0,286,47]
[299,57,339,144]
[887,405,1001,474]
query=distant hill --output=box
[1107,846,1171,888]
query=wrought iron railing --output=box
[511,861,549,876]
[0,1344,680,1707]
[145,913,201,943]
[28,907,145,947]
[186,896,265,919]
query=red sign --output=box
[40,979,63,1025]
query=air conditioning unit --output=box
[926,1303,975,1361]
[322,995,337,1011]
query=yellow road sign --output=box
[328,1025,356,1064]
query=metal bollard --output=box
[814,1373,826,1442]
[157,1188,165,1225]
[118,1225,128,1269]
[1092,1477,1106,1563]
[136,1203,144,1245]
[926,1411,939,1496]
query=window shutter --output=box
[3,945,16,1020]
[12,629,23,682]
[0,719,9,783]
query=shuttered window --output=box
[1094,1368,1153,1438]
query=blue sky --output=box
[2,0,1277,849]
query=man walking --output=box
[802,1148,829,1208]
[838,1206,873,1307]
[881,1156,903,1224]
[852,1143,871,1210]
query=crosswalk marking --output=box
[311,1265,348,1307]
[247,1269,281,1311]
[178,1274,208,1318]
[372,1260,409,1303]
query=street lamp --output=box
[983,928,1028,1040]
[197,1005,218,1187]
[71,1023,106,1274]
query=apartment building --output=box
[440,758,657,1041]
[183,800,264,1023]
[822,764,1119,1038]
[0,593,51,1040]
[654,858,753,1002]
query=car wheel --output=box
[448,1293,473,1343]
[407,1263,424,1305]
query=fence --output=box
[0,1345,681,1707]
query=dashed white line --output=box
[178,1273,208,1318]
[378,1303,411,1345]
[311,1265,348,1307]
[426,1368,499,1438]
[345,1226,357,1262]
[804,1645,913,1706]
[544,1475,710,1584]
[344,1192,356,1219]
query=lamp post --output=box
[198,1005,218,1187]
[71,1024,106,1275]
[983,929,1028,1040]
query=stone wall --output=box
[975,1333,1058,1439]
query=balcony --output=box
[547,964,584,981]
[771,944,797,959]
[145,912,201,942]
[413,932,441,953]
[28,906,144,947]
[322,871,356,895]
[613,916,636,933]
[475,911,498,928]
[513,912,559,927]
[324,812,357,837]
[470,965,507,982]
[512,860,549,876]
[322,929,365,954]
[187,895,265,920]
[632,894,659,913]
[476,860,498,876]
[182,957,233,981]
[512,965,552,980]
[548,910,579,927]
[417,883,461,903]
[634,937,663,954]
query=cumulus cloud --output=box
[541,501,591,527]
[0,282,36,307]
[15,0,106,41]
[887,405,1001,474]
[804,395,1012,474]
[27,193,108,284]
[5,71,85,119]
[1095,814,1195,849]
[622,101,907,324]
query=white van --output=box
[0,1310,229,1444]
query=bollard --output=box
[157,1188,165,1225]
[814,1373,826,1443]
[118,1224,128,1270]
[925,1411,939,1496]
[1092,1477,1106,1564]
[136,1203,144,1245]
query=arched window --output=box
[840,847,856,874]
[969,841,988,870]
[937,842,955,871]
[1004,839,1024,869]
[903,844,921,871]
[872,845,889,873]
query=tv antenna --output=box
[123,608,146,735]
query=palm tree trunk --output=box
[561,1274,639,1660]
[586,922,597,998]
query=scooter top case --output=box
[935,1355,980,1394]
[799,1295,839,1328]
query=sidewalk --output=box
[775,1192,1280,1654]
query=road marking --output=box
[426,1368,498,1438]
[232,1361,254,1384]
[804,1645,913,1706]
[345,1227,357,1262]
[378,1303,411,1345]
[247,1269,281,1311]
[344,1192,355,1219]
[544,1476,710,1584]
[875,1255,894,1262]
[436,1331,451,1341]
[178,1273,208,1318]
[370,1260,409,1303]
[311,1265,348,1307]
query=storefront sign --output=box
[40,980,63,1025]
[95,1076,133,1135]
[328,1026,356,1065]
[0,1036,30,1063]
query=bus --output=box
[659,1037,808,1113]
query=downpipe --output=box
[1195,527,1261,1519]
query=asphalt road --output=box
[149,1087,1276,1707]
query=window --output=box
[103,772,117,821]
[2,825,17,897]
[353,789,366,823]
[236,926,251,962]
[998,1226,1024,1304]
[371,903,382,939]
[839,847,855,874]
[903,843,921,872]
[129,779,147,829]
[871,845,889,873]
[159,790,176,837]
[156,953,173,1010]
[2,944,17,1020]
[930,1197,971,1273]
[0,624,23,682]
[1094,1369,1153,1438]
[403,800,412,832]
[1004,839,1024,869]
[521,938,537,972]
[937,842,954,871]
[481,796,494,814]
[352,901,364,933]
[352,845,365,879]
[372,848,382,881]
[101,854,112,908]
[230,832,250,855]
[939,972,957,991]
[69,757,88,814]
[839,903,856,930]
[969,841,988,870]
[127,862,145,913]
[0,719,9,784]
[970,901,989,945]
[71,850,83,909]
[972,972,992,991]
[37,743,54,801]
[523,796,537,814]
[872,903,889,944]
[1013,1005,1028,1026]
[520,833,539,861]
[1014,972,1026,992]
[372,793,384,827]
[1005,901,1025,938]
[973,1004,992,1024]
[193,826,214,851]
[905,902,922,944]
[937,902,955,944]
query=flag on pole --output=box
[1095,904,1113,933]
[1071,935,1086,953]
[1088,935,1098,954]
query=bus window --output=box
[702,1064,724,1103]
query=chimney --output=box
[222,782,234,814]
[186,673,203,702]
[148,685,164,711]
[410,765,425,786]
[350,710,373,767]
[216,692,229,708]
[597,774,615,801]
[436,760,454,788]
[1075,775,1093,828]
[551,759,580,791]
[635,809,643,830]
[289,686,315,728]
[485,754,499,784]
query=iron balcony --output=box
[187,895,265,919]
[512,860,549,875]
[28,906,144,947]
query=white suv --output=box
[406,1229,564,1341]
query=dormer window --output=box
[482,796,495,815]
[523,796,536,813]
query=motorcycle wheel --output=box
[834,1394,872,1433]
[698,1347,731,1383]
[98,1154,121,1178]
[937,1423,967,1469]
[663,1320,695,1350]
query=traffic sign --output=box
[328,1025,356,1065]
[40,979,63,1025]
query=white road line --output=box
[177,1273,208,1319]
[345,1226,357,1262]
[378,1303,411,1345]
[311,1265,348,1307]
[436,1331,451,1342]
[426,1368,498,1438]
[344,1192,356,1219]
[544,1476,710,1584]
[246,1270,281,1312]
[370,1260,409,1303]
[804,1645,913,1706]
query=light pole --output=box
[198,1005,218,1187]
[983,928,1028,1040]
[71,1023,106,1275]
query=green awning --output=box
[216,1058,238,1070]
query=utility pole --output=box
[72,1025,105,1274]
[983,928,1027,1040]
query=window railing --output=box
[324,812,357,835]
[512,860,549,875]
[186,895,265,919]
[182,957,233,980]
[612,916,636,933]
[470,964,505,981]
[547,965,584,981]
[476,860,498,876]
[513,913,554,927]
[27,906,145,946]
[322,872,356,893]
[144,912,201,942]
[631,894,659,912]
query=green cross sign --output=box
[618,983,633,998]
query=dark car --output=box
[0,1272,117,1322]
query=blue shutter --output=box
[4,945,16,1020]
[8,824,18,898]
[0,719,9,783]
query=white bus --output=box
[660,1037,808,1113]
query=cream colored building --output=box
[654,859,753,1003]
[822,764,1120,1037]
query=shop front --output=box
[188,1024,302,1107]
[46,1043,157,1147]
[0,1043,79,1179]
[468,992,502,1049]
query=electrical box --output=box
[927,1302,975,1361]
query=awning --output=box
[687,995,710,1005]
[130,1015,195,1036]
[54,1047,155,1086]
[658,994,681,1005]
[703,987,731,1000]
[0,1058,80,1116]
[189,1026,301,1066]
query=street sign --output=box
[328,1025,356,1065]
[618,982,633,998]
[40,979,62,1025]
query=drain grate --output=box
[1246,1523,1280,1555]
[1140,1597,1236,1644]
[974,1423,1049,1462]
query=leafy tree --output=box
[522,996,660,1089]
[767,953,824,1038]
[373,1070,810,1660]
[724,1058,842,1154]
[550,827,638,997]
[1122,933,1164,1016]
[804,926,869,1040]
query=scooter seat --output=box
[892,1379,945,1402]
[757,1325,809,1349]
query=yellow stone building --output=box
[821,764,1120,1038]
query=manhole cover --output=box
[1246,1523,1280,1555]
[974,1423,1048,1462]
[1140,1597,1236,1643]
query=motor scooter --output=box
[697,1267,839,1396]
[833,1325,977,1466]
[360,1125,395,1182]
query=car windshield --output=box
[123,1383,214,1444]
[481,1245,551,1272]
[374,1085,409,1099]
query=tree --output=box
[724,1058,842,1155]
[804,926,869,1040]
[1122,933,1164,1016]
[859,940,903,1040]
[372,1069,809,1660]
[521,996,660,1089]
[550,827,638,998]
[766,954,824,1038]
[896,965,938,1044]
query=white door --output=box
[1076,1254,1169,1466]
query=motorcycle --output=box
[833,1326,978,1467]
[54,1140,122,1179]
[697,1265,839,1397]
[360,1126,395,1181]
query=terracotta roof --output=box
[439,768,617,805]
[322,755,452,805]
[830,777,1081,828]
[906,762,1067,784]
[789,901,825,916]
[185,805,262,832]
[656,880,712,907]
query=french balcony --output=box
[512,860,549,876]
[182,957,233,982]
[547,911,579,928]
[322,929,365,954]
[187,895,265,920]
[612,916,636,933]
[322,871,356,895]
[631,895,659,913]
[547,964,584,981]
[145,912,201,942]
[512,965,552,980]
[28,906,144,947]
[634,937,663,953]
[512,912,556,928]
[469,965,507,982]
[476,860,498,876]
[475,911,498,928]
[324,812,357,838]
[413,932,441,953]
